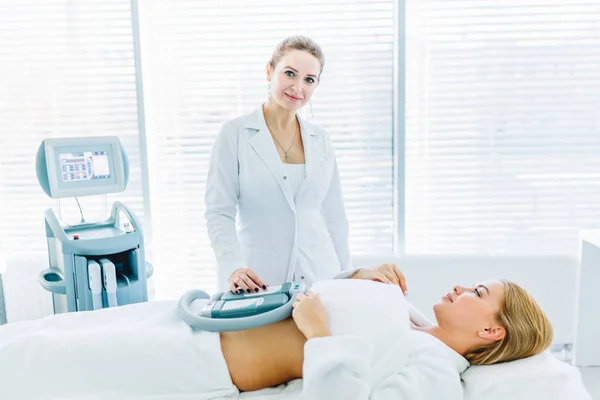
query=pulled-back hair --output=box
[465,280,553,365]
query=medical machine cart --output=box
[35,136,153,314]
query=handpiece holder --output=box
[178,282,306,332]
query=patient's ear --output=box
[478,325,505,341]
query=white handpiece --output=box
[99,258,118,307]
[87,260,103,310]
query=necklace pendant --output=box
[284,153,289,163]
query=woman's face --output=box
[434,280,506,341]
[266,49,321,112]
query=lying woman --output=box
[0,265,552,400]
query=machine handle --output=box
[38,268,67,295]
[111,201,144,237]
[177,289,301,332]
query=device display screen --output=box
[59,151,111,182]
[221,297,264,311]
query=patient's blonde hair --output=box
[465,280,553,365]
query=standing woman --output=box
[205,36,353,294]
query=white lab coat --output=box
[205,106,351,290]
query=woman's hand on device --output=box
[228,268,267,294]
[292,291,332,340]
[352,264,408,295]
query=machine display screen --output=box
[42,138,124,198]
[59,151,111,182]
[221,297,264,311]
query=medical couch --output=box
[0,254,592,400]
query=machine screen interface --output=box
[59,151,111,182]
[221,298,264,311]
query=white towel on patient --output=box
[0,301,238,400]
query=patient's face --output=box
[433,280,505,336]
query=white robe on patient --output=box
[302,279,469,400]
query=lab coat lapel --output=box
[246,108,296,212]
[296,115,321,200]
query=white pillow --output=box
[461,351,592,400]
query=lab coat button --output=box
[300,276,305,279]
[283,176,287,180]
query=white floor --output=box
[580,367,600,399]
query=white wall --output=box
[353,254,578,345]
[2,252,579,345]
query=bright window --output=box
[405,0,600,255]
[0,1,146,256]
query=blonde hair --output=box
[269,35,325,78]
[465,280,553,365]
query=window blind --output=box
[138,0,395,297]
[405,0,600,256]
[0,1,145,256]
